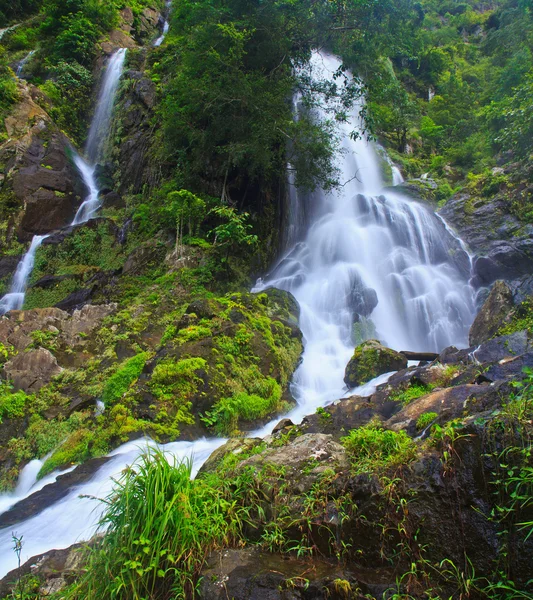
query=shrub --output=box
[68,448,249,599]
[0,387,29,423]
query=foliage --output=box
[390,382,434,405]
[416,411,438,431]
[341,421,417,475]
[0,384,29,423]
[102,352,150,406]
[66,448,250,599]
[0,46,19,120]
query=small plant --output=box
[341,421,417,475]
[390,382,434,406]
[416,412,438,431]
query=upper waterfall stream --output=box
[0,52,477,577]
[0,49,126,316]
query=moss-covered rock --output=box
[344,339,407,387]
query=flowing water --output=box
[0,235,48,314]
[15,49,35,78]
[0,49,127,316]
[84,49,127,164]
[0,51,477,576]
[253,51,476,417]
[153,0,172,46]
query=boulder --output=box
[198,438,263,476]
[0,544,87,598]
[199,548,386,600]
[3,347,62,392]
[469,280,514,345]
[344,339,407,387]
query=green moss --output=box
[24,278,80,310]
[204,377,282,435]
[496,299,533,337]
[102,352,151,406]
[39,428,94,477]
[344,339,406,387]
[0,385,29,422]
[390,382,434,406]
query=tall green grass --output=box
[68,448,254,599]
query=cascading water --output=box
[0,51,477,577]
[84,49,127,164]
[0,235,48,314]
[0,49,126,316]
[153,0,172,46]
[254,51,476,418]
[16,49,35,78]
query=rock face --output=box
[0,83,85,243]
[440,193,533,288]
[469,280,514,345]
[344,339,407,387]
[3,347,62,392]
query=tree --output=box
[165,190,206,257]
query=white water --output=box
[0,51,477,577]
[0,49,126,316]
[153,0,171,46]
[0,235,48,315]
[15,50,35,78]
[84,49,127,164]
[254,51,476,414]
[71,154,100,225]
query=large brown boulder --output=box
[3,347,62,392]
[344,339,407,387]
[469,280,514,346]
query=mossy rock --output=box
[344,339,407,387]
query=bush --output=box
[68,448,249,599]
[0,386,29,423]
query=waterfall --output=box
[253,51,476,417]
[0,49,126,316]
[84,49,127,164]
[0,235,48,314]
[16,50,35,78]
[0,51,477,577]
[154,0,172,46]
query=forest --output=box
[0,0,532,598]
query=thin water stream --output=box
[0,51,477,576]
[0,49,127,316]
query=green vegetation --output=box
[67,448,251,599]
[102,352,150,406]
[0,384,29,422]
[390,381,434,405]
[341,421,417,475]
[416,411,438,431]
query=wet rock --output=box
[469,280,514,346]
[344,339,407,387]
[440,193,533,287]
[0,543,87,598]
[199,548,384,600]
[239,434,349,495]
[385,384,498,435]
[271,418,294,434]
[440,330,530,365]
[303,395,391,436]
[0,457,111,529]
[198,438,263,476]
[260,287,300,324]
[185,299,218,320]
[3,347,61,392]
[0,255,21,280]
